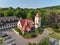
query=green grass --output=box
[14,27,22,35]
[49,33,60,40]
[54,29,60,33]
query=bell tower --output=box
[35,13,41,28]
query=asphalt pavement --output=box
[1,28,54,45]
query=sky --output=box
[0,0,60,8]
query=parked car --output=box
[4,35,12,41]
[0,33,7,37]
[0,33,12,41]
[2,34,8,37]
[11,44,16,45]
[7,43,16,45]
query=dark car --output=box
[3,35,12,41]
[7,43,16,45]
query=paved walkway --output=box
[25,29,52,43]
[3,29,52,45]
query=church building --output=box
[17,13,41,34]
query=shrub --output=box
[23,33,30,38]
[35,28,43,34]
[28,42,32,45]
[23,32,37,38]
[32,43,36,45]
[28,42,36,45]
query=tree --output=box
[0,13,4,17]
[4,10,13,16]
[13,10,21,18]
[27,10,37,19]
[47,12,58,27]
[27,11,32,18]
[14,7,27,18]
[4,7,14,17]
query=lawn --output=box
[49,33,60,40]
[54,29,60,33]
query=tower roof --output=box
[35,13,41,18]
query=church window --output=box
[19,24,20,26]
[39,20,40,22]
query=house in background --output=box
[17,13,41,34]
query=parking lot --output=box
[0,29,28,45]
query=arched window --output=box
[39,20,40,22]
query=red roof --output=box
[19,18,34,32]
[20,19,26,27]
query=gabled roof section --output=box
[20,19,26,27]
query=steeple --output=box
[35,13,41,28]
[35,13,41,18]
